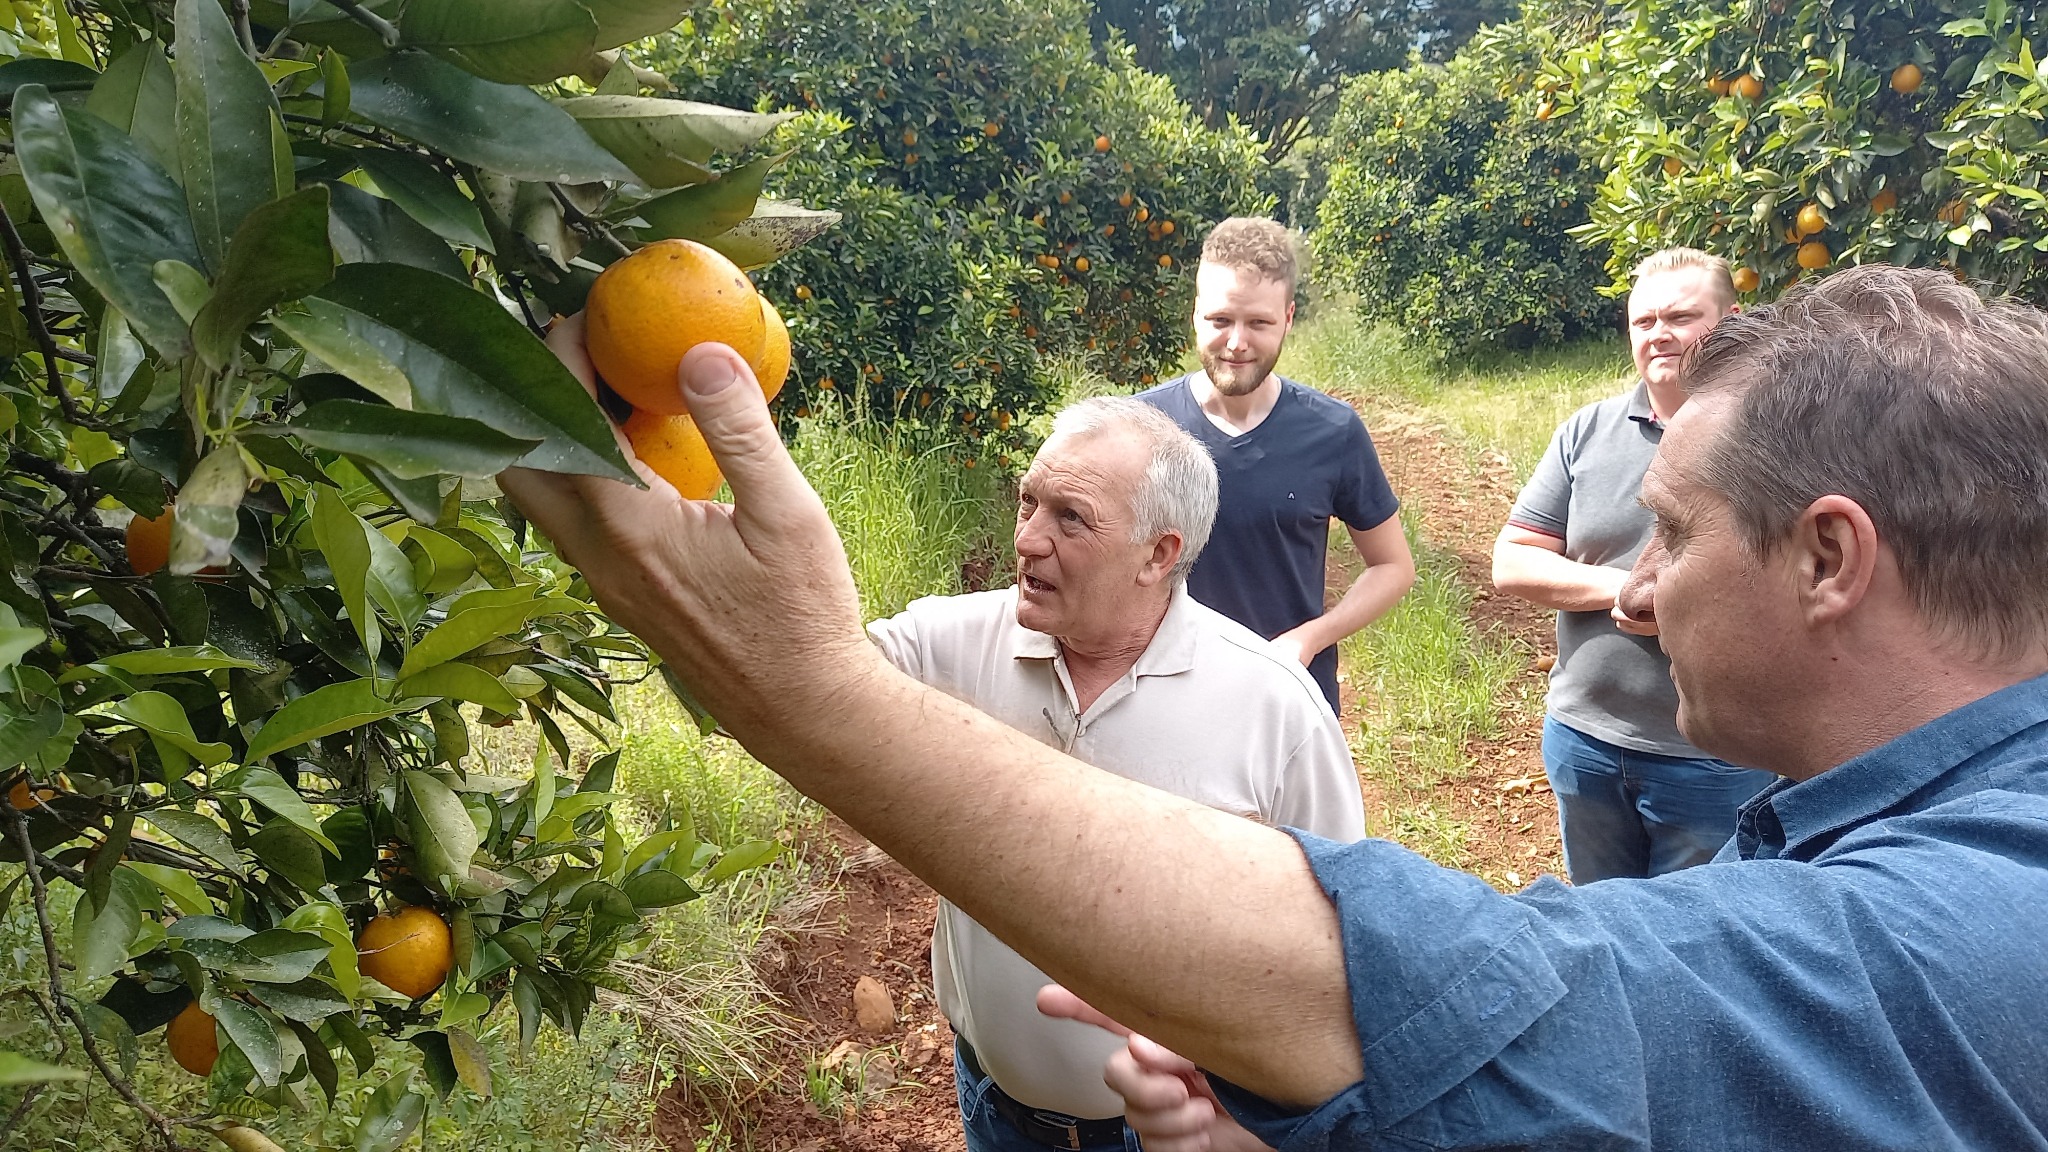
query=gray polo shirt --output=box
[1507,382,1709,758]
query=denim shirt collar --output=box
[1737,670,2048,861]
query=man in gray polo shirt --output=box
[870,396,1365,1151]
[1492,248,1775,883]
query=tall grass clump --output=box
[790,398,1012,619]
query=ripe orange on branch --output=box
[586,240,767,417]
[1891,63,1923,94]
[1796,203,1826,236]
[1871,188,1897,215]
[357,906,453,1000]
[1732,74,1764,100]
[167,1002,219,1076]
[1731,266,1760,293]
[625,411,722,499]
[127,508,174,576]
[1797,240,1832,270]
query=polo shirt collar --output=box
[1005,583,1201,679]
[1739,670,2048,860]
[1625,380,1663,429]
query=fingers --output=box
[1105,1046,1218,1151]
[678,343,827,528]
[1035,984,1135,1038]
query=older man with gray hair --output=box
[868,396,1365,1152]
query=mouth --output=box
[1021,572,1056,595]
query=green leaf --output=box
[85,458,165,518]
[124,861,211,917]
[402,525,477,594]
[86,42,179,176]
[363,520,427,632]
[405,770,479,894]
[169,445,251,575]
[398,661,519,713]
[703,839,782,883]
[620,825,695,879]
[9,85,204,357]
[321,48,351,126]
[622,867,698,909]
[209,996,284,1087]
[250,819,333,893]
[49,0,93,65]
[72,867,144,982]
[244,678,407,762]
[108,689,233,771]
[399,0,600,86]
[0,614,44,672]
[702,199,841,270]
[152,258,213,325]
[173,0,286,272]
[139,808,244,875]
[193,186,336,371]
[400,595,580,679]
[223,765,341,854]
[274,297,414,408]
[625,152,781,242]
[0,1050,88,1086]
[0,59,98,102]
[345,51,636,184]
[310,263,635,480]
[561,96,795,188]
[282,901,361,1000]
[325,179,471,280]
[583,0,694,48]
[233,928,336,984]
[356,149,495,253]
[309,485,380,666]
[355,1069,427,1152]
[88,646,261,677]
[291,400,542,479]
[252,978,351,1024]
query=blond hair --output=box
[1631,247,1735,305]
[1201,217,1301,295]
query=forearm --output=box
[1491,539,1626,612]
[1292,559,1416,654]
[638,610,1362,1105]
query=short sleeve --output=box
[1507,420,1576,539]
[1335,419,1400,533]
[865,611,924,681]
[1271,715,1368,843]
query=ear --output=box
[1135,532,1184,589]
[1791,494,1879,626]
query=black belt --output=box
[957,1036,1128,1149]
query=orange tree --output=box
[1549,0,2048,299]
[650,0,1270,450]
[0,1,813,1146]
[1314,23,1616,356]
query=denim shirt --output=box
[1219,672,2048,1150]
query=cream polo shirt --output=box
[867,584,1367,1119]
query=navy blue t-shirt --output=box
[1140,374,1400,710]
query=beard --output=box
[1198,346,1281,396]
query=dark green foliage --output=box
[651,0,1271,441]
[1315,28,1614,356]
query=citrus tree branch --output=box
[0,200,92,429]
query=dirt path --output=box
[653,413,1563,1151]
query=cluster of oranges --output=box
[167,906,453,1076]
[584,240,793,499]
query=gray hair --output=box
[1680,264,2048,662]
[1046,397,1219,585]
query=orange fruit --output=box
[127,508,174,577]
[1731,266,1759,293]
[585,240,766,417]
[1871,188,1897,215]
[901,129,917,147]
[1797,240,1831,270]
[624,411,722,500]
[7,779,58,810]
[794,284,812,301]
[1535,100,1554,120]
[1094,134,1111,153]
[1158,220,1174,236]
[754,296,791,403]
[1073,256,1090,273]
[357,906,453,1000]
[1058,190,1072,205]
[1118,191,1132,208]
[1707,74,1731,97]
[1732,74,1763,100]
[167,1002,218,1076]
[1663,156,1683,177]
[1938,199,1967,225]
[983,121,1000,137]
[1157,254,1172,268]
[1135,207,1149,223]
[1891,63,1923,94]
[1796,203,1826,236]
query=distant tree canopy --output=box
[1090,0,1520,161]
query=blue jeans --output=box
[1541,716,1776,884]
[956,1039,1140,1152]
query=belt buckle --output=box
[1029,1109,1084,1150]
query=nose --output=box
[1618,536,1663,624]
[1225,323,1250,351]
[1015,507,1052,558]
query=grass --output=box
[1282,296,1632,479]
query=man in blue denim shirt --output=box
[507,266,2048,1152]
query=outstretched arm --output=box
[500,323,1365,1107]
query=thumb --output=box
[678,342,808,511]
[1036,984,1135,1038]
